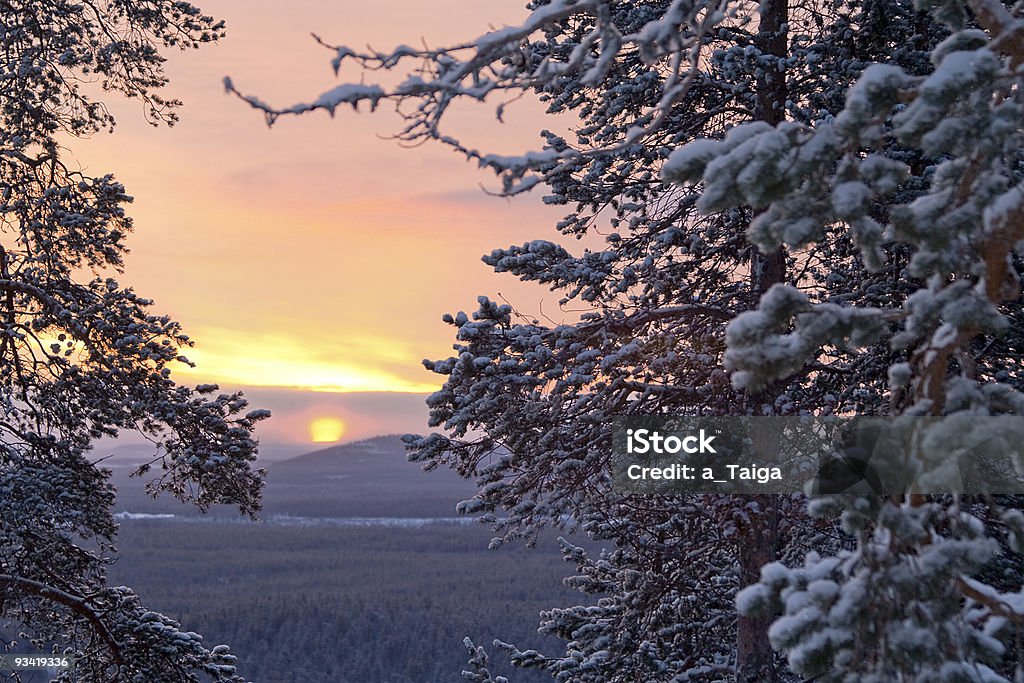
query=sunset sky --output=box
[74,0,569,450]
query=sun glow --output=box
[310,416,346,443]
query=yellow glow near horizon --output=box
[310,416,346,443]
[171,328,441,394]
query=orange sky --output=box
[72,0,574,448]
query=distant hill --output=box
[112,435,480,520]
[265,435,477,518]
[270,435,426,478]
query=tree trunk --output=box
[750,0,788,302]
[737,495,780,682]
[736,2,788,682]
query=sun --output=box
[309,416,346,443]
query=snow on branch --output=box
[226,0,735,194]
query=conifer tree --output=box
[2,2,267,680]
[677,0,1024,678]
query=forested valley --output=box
[107,437,579,683]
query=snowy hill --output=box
[112,435,478,519]
[264,435,477,518]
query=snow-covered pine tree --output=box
[1,2,267,680]
[668,0,1024,679]
[229,0,1009,679]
